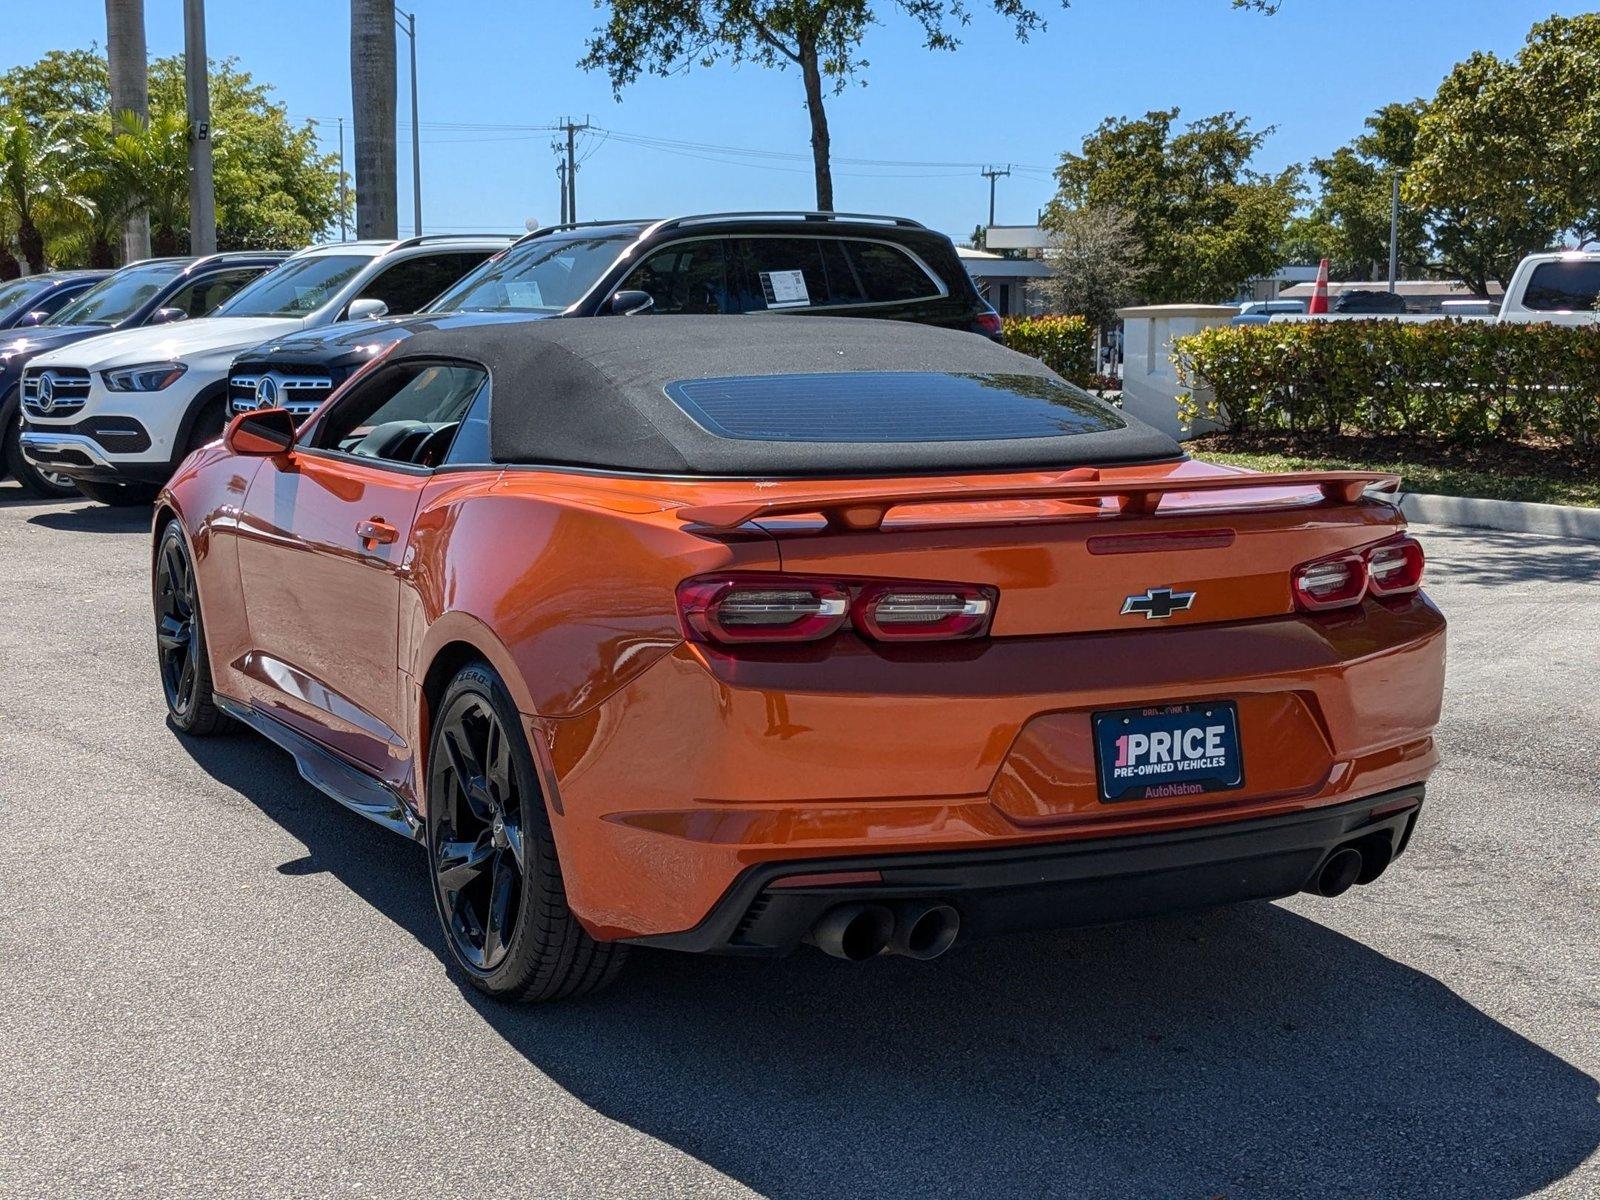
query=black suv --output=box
[2,251,286,496]
[229,212,999,419]
[0,270,109,331]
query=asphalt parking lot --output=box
[0,484,1595,1199]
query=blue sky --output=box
[6,1,1590,241]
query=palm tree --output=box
[108,111,190,254]
[105,0,151,261]
[67,115,147,267]
[0,114,84,273]
[351,0,397,238]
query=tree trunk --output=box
[798,41,833,212]
[105,0,151,263]
[351,0,398,240]
[18,216,45,275]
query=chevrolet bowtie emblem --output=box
[1121,587,1196,620]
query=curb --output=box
[1398,492,1600,543]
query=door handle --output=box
[356,517,398,547]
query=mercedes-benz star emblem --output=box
[1121,586,1196,620]
[35,373,55,413]
[254,375,279,410]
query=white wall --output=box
[1115,305,1237,440]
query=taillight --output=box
[854,583,993,641]
[1292,534,1426,613]
[975,307,1003,339]
[1365,535,1425,597]
[677,575,849,643]
[677,573,996,646]
[1292,553,1367,612]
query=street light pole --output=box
[395,6,421,235]
[183,0,216,255]
[1387,172,1400,293]
[338,116,348,241]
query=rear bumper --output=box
[628,785,1425,955]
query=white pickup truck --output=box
[1270,251,1600,325]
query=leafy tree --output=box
[1045,108,1300,304]
[0,49,110,141]
[0,112,84,272]
[581,1,1053,211]
[1040,204,1147,330]
[1406,13,1600,292]
[1289,101,1429,280]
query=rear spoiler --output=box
[676,470,1401,532]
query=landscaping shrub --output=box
[1173,321,1600,451]
[1002,314,1095,387]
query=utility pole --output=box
[183,0,216,255]
[338,117,348,240]
[560,117,591,224]
[981,165,1011,230]
[395,7,421,234]
[554,150,569,225]
[1387,172,1400,293]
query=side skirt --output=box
[216,696,423,842]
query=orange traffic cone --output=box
[1308,258,1330,315]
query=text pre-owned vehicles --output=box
[227,213,1000,418]
[158,314,1446,1002]
[21,235,511,505]
[0,270,108,330]
[1,255,279,497]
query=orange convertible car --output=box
[154,315,1445,1001]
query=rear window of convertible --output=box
[663,371,1126,443]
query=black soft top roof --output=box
[385,314,1180,476]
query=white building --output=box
[957,246,1055,316]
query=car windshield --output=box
[427,234,633,314]
[47,261,187,327]
[215,254,368,318]
[0,277,43,312]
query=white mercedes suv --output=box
[19,235,511,505]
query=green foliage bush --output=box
[1174,320,1600,451]
[1002,314,1095,387]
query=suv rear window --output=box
[848,242,941,303]
[1522,261,1600,312]
[356,252,494,316]
[664,372,1125,443]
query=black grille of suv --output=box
[21,367,92,418]
[228,367,337,419]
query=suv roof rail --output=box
[386,232,519,252]
[648,211,927,235]
[187,249,292,270]
[512,218,658,244]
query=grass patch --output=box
[1187,433,1600,509]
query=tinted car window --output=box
[847,242,941,303]
[165,267,267,318]
[48,260,188,326]
[441,376,493,465]
[316,361,487,467]
[722,238,870,311]
[0,277,41,313]
[355,252,493,316]
[619,239,728,314]
[1522,261,1600,312]
[430,234,633,314]
[217,254,367,317]
[665,371,1125,442]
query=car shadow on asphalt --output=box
[24,501,153,533]
[1416,526,1600,587]
[180,730,1600,1200]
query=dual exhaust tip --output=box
[810,901,960,962]
[1305,834,1395,898]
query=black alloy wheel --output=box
[426,662,626,1001]
[153,521,231,735]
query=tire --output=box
[75,478,161,507]
[426,662,627,1002]
[2,406,78,498]
[153,520,235,736]
[184,398,228,457]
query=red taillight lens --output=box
[677,575,850,643]
[1365,535,1425,597]
[677,574,996,645]
[975,308,1003,339]
[1292,553,1368,612]
[854,583,994,641]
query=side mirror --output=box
[148,306,189,325]
[610,289,655,316]
[346,297,389,322]
[15,310,48,328]
[224,407,297,457]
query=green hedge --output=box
[1173,321,1600,451]
[1002,314,1095,387]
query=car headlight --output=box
[102,362,187,392]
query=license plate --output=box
[1093,701,1244,802]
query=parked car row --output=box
[6,212,1001,504]
[8,210,1447,1004]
